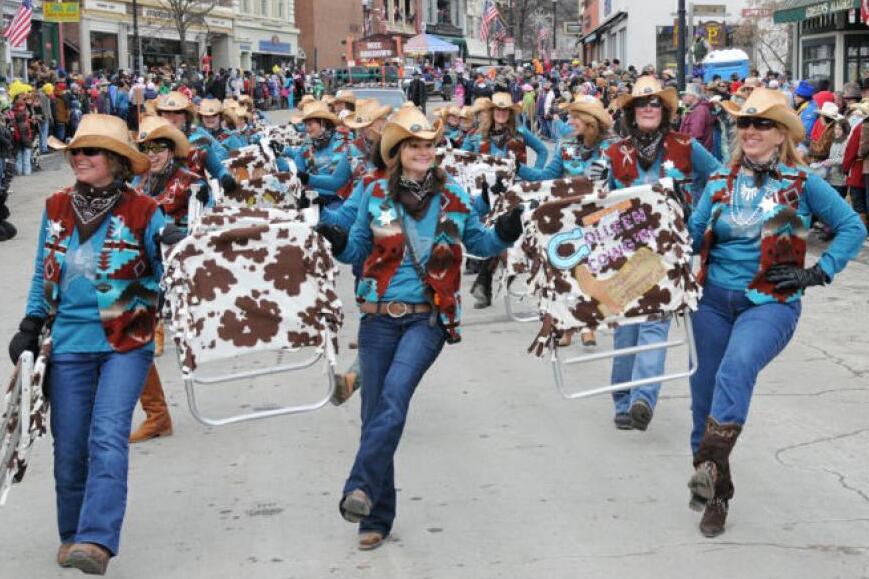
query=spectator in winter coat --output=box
[680,83,715,152]
[8,93,35,175]
[37,84,54,154]
[793,80,818,147]
[406,71,427,109]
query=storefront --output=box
[234,26,300,73]
[580,11,627,66]
[775,0,869,88]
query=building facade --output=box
[233,0,301,72]
[295,0,364,70]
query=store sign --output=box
[258,38,292,55]
[143,7,172,20]
[774,0,859,22]
[692,4,726,16]
[84,0,126,15]
[43,2,81,22]
[356,40,397,60]
[205,16,232,30]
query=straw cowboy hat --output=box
[321,95,336,106]
[297,101,340,126]
[559,94,613,129]
[136,115,191,159]
[344,98,393,130]
[238,94,253,107]
[333,90,357,106]
[818,101,844,122]
[197,98,222,117]
[482,92,522,113]
[297,94,316,108]
[615,75,678,113]
[722,87,805,142]
[458,105,476,121]
[155,90,195,113]
[380,106,443,167]
[49,114,150,174]
[472,97,492,113]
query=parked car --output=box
[349,87,408,110]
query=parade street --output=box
[1,109,869,579]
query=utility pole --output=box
[551,0,557,61]
[132,0,141,74]
[677,0,686,90]
[507,0,515,66]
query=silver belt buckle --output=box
[385,301,409,318]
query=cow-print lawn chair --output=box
[1,336,51,505]
[521,177,701,400]
[162,214,344,425]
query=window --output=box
[261,0,268,16]
[845,34,869,85]
[803,39,834,83]
[242,0,249,13]
[277,0,284,18]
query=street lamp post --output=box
[132,0,141,74]
[551,0,557,61]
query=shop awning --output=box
[434,35,467,53]
[579,10,627,45]
[773,0,859,23]
[404,33,460,55]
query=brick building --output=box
[295,0,365,70]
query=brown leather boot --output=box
[57,543,73,567]
[154,321,165,357]
[129,364,173,443]
[67,543,110,575]
[690,418,742,537]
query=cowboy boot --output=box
[471,258,495,309]
[689,418,741,537]
[129,365,173,443]
[154,320,165,357]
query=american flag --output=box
[480,0,500,42]
[4,0,32,49]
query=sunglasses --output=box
[736,117,777,130]
[634,96,662,109]
[139,142,171,154]
[68,147,104,157]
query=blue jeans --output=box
[55,123,66,142]
[39,120,50,154]
[15,147,31,176]
[49,349,153,555]
[343,313,445,535]
[689,283,800,453]
[611,319,672,414]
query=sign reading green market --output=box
[43,1,81,23]
[774,0,860,23]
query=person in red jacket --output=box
[842,116,867,228]
[679,83,715,153]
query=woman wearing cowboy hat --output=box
[603,75,721,432]
[196,98,243,150]
[464,92,549,309]
[334,98,393,210]
[282,101,352,208]
[316,106,524,551]
[686,88,866,538]
[9,114,183,574]
[434,104,463,146]
[219,101,253,150]
[151,90,238,194]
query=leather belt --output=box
[359,301,432,318]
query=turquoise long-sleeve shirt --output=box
[290,135,352,202]
[519,138,613,181]
[337,184,511,304]
[689,168,867,292]
[188,125,231,181]
[25,210,165,354]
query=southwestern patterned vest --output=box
[696,164,809,304]
[140,166,206,233]
[356,179,473,343]
[479,133,528,164]
[607,131,694,202]
[43,187,161,351]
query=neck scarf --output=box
[741,153,780,187]
[396,170,436,220]
[142,159,178,198]
[630,129,666,171]
[71,181,124,242]
[488,126,510,151]
[311,126,334,150]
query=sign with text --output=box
[43,2,81,22]
[356,39,398,60]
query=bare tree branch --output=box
[157,0,217,64]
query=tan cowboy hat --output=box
[197,98,222,117]
[298,101,340,126]
[722,87,805,142]
[238,94,253,107]
[380,106,443,167]
[344,98,392,130]
[472,97,492,114]
[458,106,476,121]
[50,114,150,174]
[333,90,356,106]
[615,76,678,113]
[482,92,522,113]
[559,94,613,129]
[291,97,324,123]
[155,91,195,114]
[136,115,191,159]
[297,94,315,108]
[321,94,336,106]
[818,101,844,122]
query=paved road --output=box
[1,117,868,579]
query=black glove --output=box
[587,159,609,182]
[157,223,186,246]
[480,178,491,209]
[269,140,284,156]
[297,193,311,209]
[220,174,238,193]
[491,174,507,196]
[297,171,310,186]
[8,315,44,364]
[315,224,348,255]
[765,263,829,292]
[195,184,210,204]
[495,207,523,243]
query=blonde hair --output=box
[479,107,517,140]
[729,125,804,168]
[571,111,602,148]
